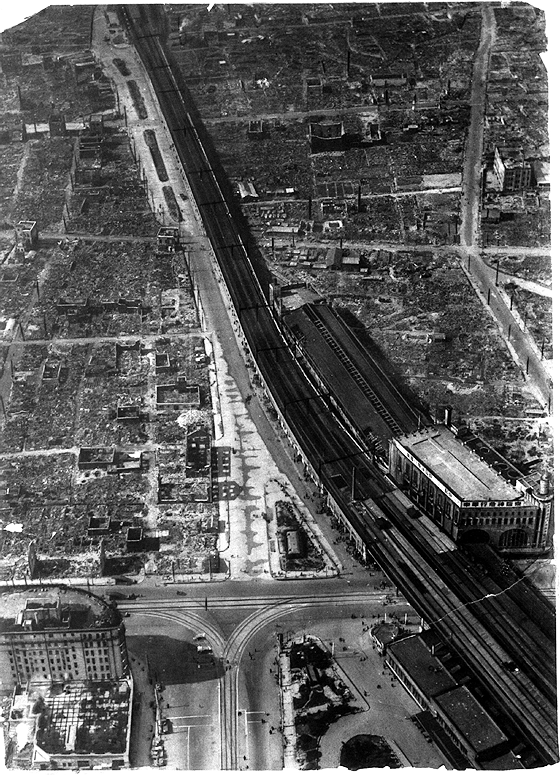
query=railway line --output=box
[379,491,556,701]
[120,6,557,763]
[364,507,557,755]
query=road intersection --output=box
[96,5,552,770]
[121,579,430,770]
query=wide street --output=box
[458,3,552,409]
[89,5,552,771]
[119,574,442,771]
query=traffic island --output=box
[264,481,341,580]
[278,635,366,770]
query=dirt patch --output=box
[163,185,182,221]
[340,734,402,769]
[113,57,131,77]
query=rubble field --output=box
[166,2,549,430]
[0,232,220,580]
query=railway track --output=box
[120,6,557,762]
[379,492,556,702]
[364,508,557,759]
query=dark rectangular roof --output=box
[434,685,507,754]
[386,634,457,698]
[284,303,426,441]
[284,306,394,444]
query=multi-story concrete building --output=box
[0,588,129,689]
[1,587,132,770]
[493,146,532,192]
[388,420,552,554]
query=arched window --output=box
[499,529,529,549]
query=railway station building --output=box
[281,300,428,457]
[385,632,513,768]
[388,421,553,554]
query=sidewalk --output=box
[278,651,299,769]
[91,8,347,586]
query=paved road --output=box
[489,268,552,298]
[0,331,202,348]
[0,230,157,244]
[120,582,412,770]
[268,234,550,258]
[460,4,495,249]
[456,4,552,410]
[459,246,552,408]
[241,187,462,205]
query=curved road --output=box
[118,4,557,764]
[124,589,398,770]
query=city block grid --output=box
[0,2,555,773]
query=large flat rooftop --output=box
[434,685,508,756]
[0,588,119,633]
[395,426,521,503]
[284,305,394,444]
[284,302,428,449]
[387,633,457,699]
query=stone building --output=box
[388,421,552,554]
[0,587,129,688]
[1,587,133,770]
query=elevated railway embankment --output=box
[120,6,557,762]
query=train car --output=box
[383,488,457,554]
[385,487,421,518]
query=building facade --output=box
[1,588,132,770]
[0,588,129,690]
[493,146,532,192]
[388,423,552,554]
